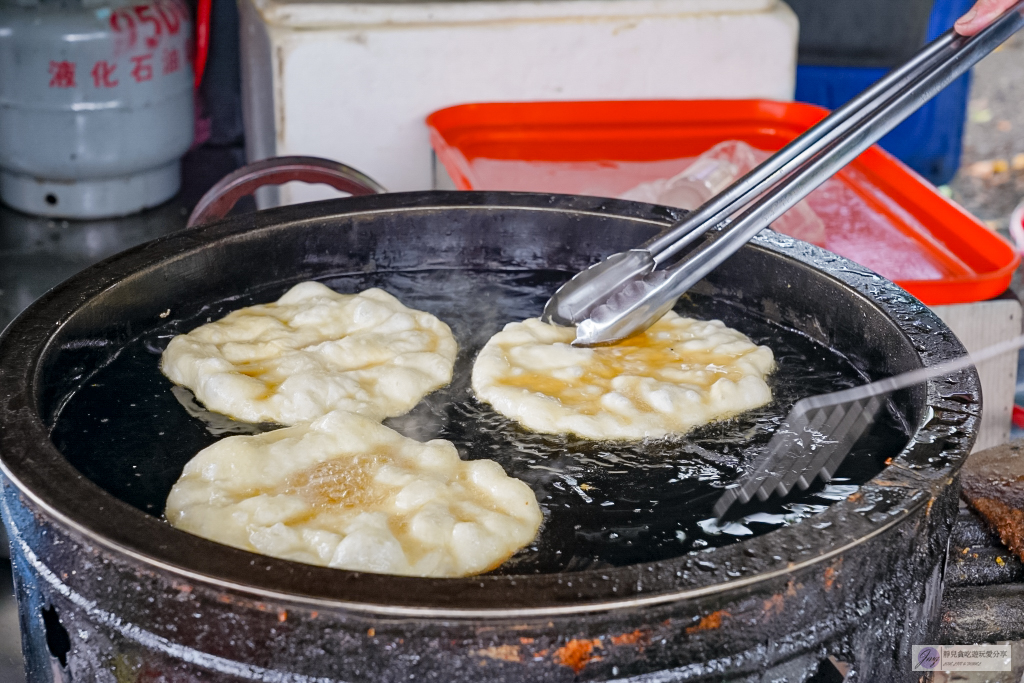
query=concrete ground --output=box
[950,32,1024,233]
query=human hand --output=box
[956,0,1019,35]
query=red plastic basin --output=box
[427,100,1019,306]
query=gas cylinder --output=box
[0,0,194,218]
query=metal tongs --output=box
[544,1,1024,347]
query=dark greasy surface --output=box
[943,504,1024,646]
[960,440,1024,563]
[946,503,1024,588]
[49,268,907,574]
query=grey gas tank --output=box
[0,0,193,218]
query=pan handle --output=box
[187,156,387,228]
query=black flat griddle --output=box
[50,268,907,574]
[0,193,979,682]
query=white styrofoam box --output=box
[931,296,1022,453]
[239,0,799,204]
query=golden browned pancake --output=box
[165,411,543,577]
[472,313,774,440]
[161,282,457,425]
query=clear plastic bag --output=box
[619,140,827,247]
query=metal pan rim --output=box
[0,191,979,614]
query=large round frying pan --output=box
[0,179,979,681]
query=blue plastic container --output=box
[794,0,974,186]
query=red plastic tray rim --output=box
[427,99,1020,306]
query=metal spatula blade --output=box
[713,333,1024,521]
[712,392,883,520]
